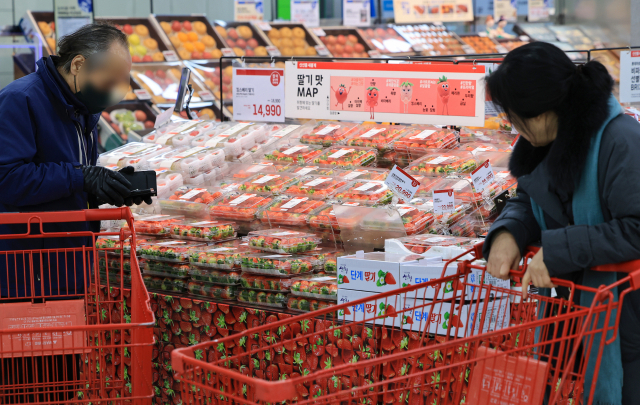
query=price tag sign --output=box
[433,189,455,214]
[315,45,330,56]
[162,50,179,61]
[233,67,285,122]
[234,0,264,21]
[198,90,215,101]
[266,46,281,56]
[343,0,370,27]
[384,165,420,201]
[291,0,320,27]
[221,48,236,57]
[134,89,151,100]
[257,21,272,31]
[312,27,326,37]
[368,50,381,57]
[471,160,495,192]
[620,51,640,104]
[154,106,175,129]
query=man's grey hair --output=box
[55,22,129,73]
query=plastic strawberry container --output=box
[238,173,299,195]
[143,120,200,145]
[287,165,346,177]
[263,143,325,164]
[411,198,471,227]
[99,255,133,275]
[395,204,435,235]
[143,275,187,293]
[187,282,237,300]
[241,254,317,276]
[97,142,168,169]
[459,142,511,153]
[184,163,231,186]
[333,180,394,204]
[338,168,389,181]
[155,171,185,199]
[473,150,512,169]
[142,258,191,278]
[345,124,406,152]
[311,146,377,168]
[397,234,473,254]
[188,245,253,270]
[286,296,336,313]
[138,240,206,262]
[159,185,224,217]
[305,248,346,273]
[393,126,458,156]
[257,197,325,228]
[284,175,349,199]
[146,146,226,177]
[96,235,159,257]
[165,219,236,242]
[300,121,359,147]
[246,229,320,254]
[237,289,288,308]
[410,175,444,199]
[133,214,184,235]
[238,274,290,292]
[458,127,514,144]
[189,268,241,285]
[407,151,478,175]
[208,193,274,232]
[222,162,283,181]
[250,124,305,155]
[307,201,371,232]
[282,274,338,299]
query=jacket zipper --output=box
[73,117,87,165]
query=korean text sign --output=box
[620,51,640,103]
[233,67,285,122]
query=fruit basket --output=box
[133,214,184,235]
[263,143,325,164]
[95,17,170,62]
[129,62,209,106]
[358,25,413,55]
[213,21,272,57]
[238,274,290,292]
[316,28,373,58]
[263,22,325,57]
[339,167,389,181]
[334,180,394,204]
[287,165,345,177]
[282,275,338,299]
[187,281,237,300]
[142,258,191,278]
[165,219,236,242]
[283,175,349,199]
[407,151,478,174]
[257,196,325,228]
[393,126,459,156]
[101,103,156,142]
[189,267,241,285]
[154,15,226,60]
[300,121,359,147]
[138,240,206,262]
[208,193,274,232]
[286,296,337,313]
[237,289,288,308]
[143,275,187,293]
[238,173,299,195]
[189,244,254,270]
[97,142,168,169]
[311,146,377,168]
[246,229,321,254]
[394,23,468,55]
[241,254,317,276]
[147,146,226,177]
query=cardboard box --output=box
[337,252,422,293]
[337,288,408,329]
[468,268,512,301]
[399,260,465,300]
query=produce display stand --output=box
[314,26,375,58]
[357,25,415,56]
[259,22,329,57]
[393,23,473,55]
[212,20,274,57]
[20,11,55,56]
[151,15,227,60]
[95,17,174,62]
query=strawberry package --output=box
[188,245,254,270]
[189,268,241,285]
[98,255,133,276]
[248,124,305,156]
[237,289,288,308]
[333,180,394,205]
[187,281,237,300]
[146,146,226,177]
[143,275,186,293]
[311,146,377,168]
[241,253,317,276]
[138,240,206,262]
[300,121,359,147]
[221,162,282,181]
[307,201,369,236]
[257,197,325,228]
[305,248,346,273]
[142,258,191,278]
[159,185,224,217]
[410,198,471,228]
[286,296,336,313]
[97,142,168,169]
[345,124,406,150]
[459,142,511,153]
[208,193,274,232]
[393,126,458,156]
[238,173,298,195]
[238,274,290,292]
[183,163,231,187]
[397,234,479,254]
[156,171,185,199]
[96,235,154,256]
[133,214,184,235]
[263,143,325,164]
[395,204,435,235]
[339,167,389,181]
[283,175,349,199]
[246,229,320,254]
[287,165,345,177]
[143,120,201,146]
[165,219,236,242]
[407,151,477,175]
[458,127,514,144]
[281,275,338,300]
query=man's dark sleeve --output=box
[482,187,542,260]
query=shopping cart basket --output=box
[172,243,640,405]
[0,208,155,404]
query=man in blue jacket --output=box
[0,23,149,298]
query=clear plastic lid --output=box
[165,219,237,242]
[458,127,514,144]
[345,124,406,151]
[187,282,237,300]
[155,171,184,199]
[222,162,282,181]
[133,214,184,235]
[146,146,226,177]
[338,168,390,181]
[341,251,424,263]
[282,274,338,299]
[284,175,349,199]
[287,165,346,177]
[143,259,191,278]
[286,296,336,313]
[311,146,377,168]
[300,121,359,147]
[458,142,511,153]
[306,248,346,273]
[246,229,321,254]
[189,244,255,270]
[257,197,325,227]
[333,180,394,204]
[184,164,230,187]
[410,198,471,226]
[142,121,200,145]
[241,253,317,275]
[209,193,274,222]
[407,150,478,175]
[189,268,241,285]
[95,235,156,255]
[362,204,434,235]
[98,142,168,168]
[263,143,325,164]
[473,151,512,169]
[142,274,187,293]
[238,274,290,291]
[159,185,225,218]
[393,126,458,155]
[396,234,474,254]
[238,173,299,195]
[138,240,207,262]
[238,289,288,307]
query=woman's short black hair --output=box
[55,22,128,73]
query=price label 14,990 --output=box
[233,67,285,122]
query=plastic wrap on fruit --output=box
[284,175,349,199]
[264,143,324,164]
[209,193,273,222]
[257,197,324,227]
[312,146,377,169]
[167,219,236,242]
[247,229,320,254]
[239,173,298,195]
[300,122,358,147]
[346,125,406,150]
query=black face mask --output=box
[74,75,122,114]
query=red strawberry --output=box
[233,322,247,332]
[451,314,464,327]
[224,312,236,325]
[201,324,215,338]
[384,272,396,285]
[170,298,182,312]
[217,327,229,337]
[200,311,212,326]
[218,303,229,314]
[350,336,364,351]
[202,301,216,313]
[265,364,279,381]
[336,338,352,351]
[180,298,192,309]
[307,353,319,370]
[232,307,247,322]
[266,315,278,324]
[385,305,398,318]
[179,321,192,333]
[404,315,414,324]
[325,343,339,357]
[342,307,351,315]
[340,275,349,283]
[310,384,322,398]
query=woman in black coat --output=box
[483,42,640,405]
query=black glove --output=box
[81,165,132,207]
[118,166,154,206]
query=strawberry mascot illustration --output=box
[400,81,413,113]
[331,84,351,109]
[365,86,379,119]
[437,76,450,115]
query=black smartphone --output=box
[174,67,191,113]
[120,170,158,198]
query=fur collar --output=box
[508,90,613,193]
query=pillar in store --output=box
[632,0,640,46]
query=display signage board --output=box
[393,0,474,23]
[528,0,550,22]
[54,0,93,41]
[619,51,640,104]
[343,0,371,26]
[291,0,320,27]
[284,61,486,126]
[433,189,455,214]
[494,0,517,22]
[233,67,285,122]
[235,0,264,21]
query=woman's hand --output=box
[521,248,557,300]
[487,230,521,280]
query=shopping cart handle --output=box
[593,259,640,273]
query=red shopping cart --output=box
[172,243,640,405]
[0,208,155,404]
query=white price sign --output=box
[343,0,371,27]
[433,189,455,214]
[620,51,640,104]
[291,0,320,27]
[384,165,420,201]
[232,68,285,122]
[162,50,179,61]
[198,90,215,101]
[134,89,151,100]
[234,0,264,21]
[471,160,495,192]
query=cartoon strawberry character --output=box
[400,81,413,113]
[331,84,351,109]
[365,86,379,119]
[437,76,450,115]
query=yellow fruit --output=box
[134,45,147,56]
[170,36,182,48]
[38,21,51,36]
[280,38,293,48]
[160,21,172,34]
[268,28,281,39]
[280,27,292,38]
[46,37,56,50]
[135,24,149,36]
[270,38,281,47]
[233,47,245,56]
[305,47,317,56]
[128,34,141,46]
[237,25,253,39]
[223,66,234,76]
[194,41,205,52]
[215,26,228,38]
[275,61,285,69]
[200,108,214,118]
[193,21,207,35]
[187,32,199,42]
[254,46,268,57]
[179,50,192,60]
[280,47,294,57]
[184,42,195,52]
[211,49,222,58]
[202,35,216,48]
[152,52,165,62]
[178,32,188,42]
[169,68,181,78]
[292,27,306,39]
[293,37,306,47]
[205,79,215,89]
[293,46,306,55]
[143,38,158,50]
